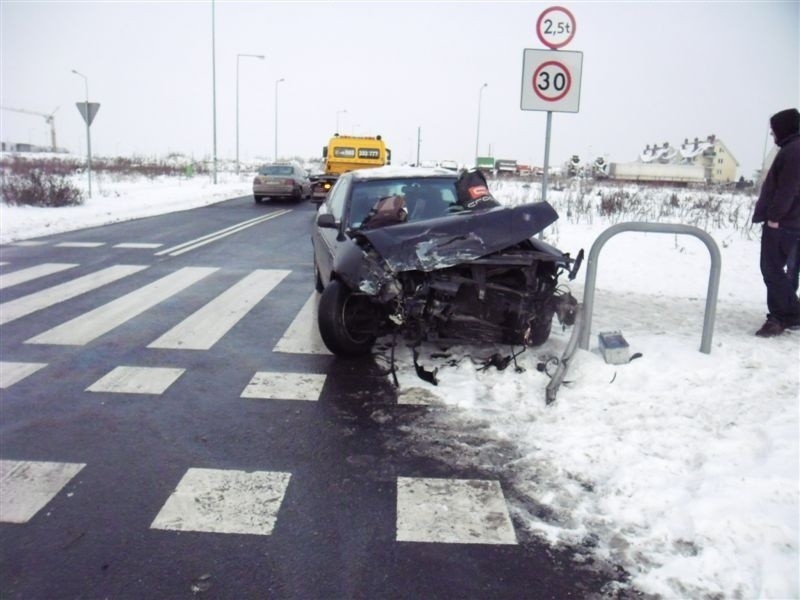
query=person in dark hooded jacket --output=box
[752,107,800,337]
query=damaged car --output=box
[311,166,582,357]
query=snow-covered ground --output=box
[1,168,797,599]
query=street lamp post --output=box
[274,78,285,161]
[336,109,347,133]
[474,82,488,168]
[71,69,92,198]
[211,0,218,183]
[236,53,265,174]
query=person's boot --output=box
[755,317,786,337]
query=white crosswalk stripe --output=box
[0,265,148,326]
[86,365,186,394]
[0,263,78,290]
[150,468,291,535]
[55,242,105,248]
[396,477,517,545]
[0,361,47,388]
[149,269,290,350]
[113,243,163,249]
[273,292,331,355]
[0,460,86,523]
[241,371,327,401]
[26,267,218,346]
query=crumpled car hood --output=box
[353,202,559,272]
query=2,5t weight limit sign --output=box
[520,48,583,113]
[536,6,576,49]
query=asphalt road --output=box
[0,195,635,599]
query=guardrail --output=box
[579,222,721,354]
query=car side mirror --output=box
[316,213,337,229]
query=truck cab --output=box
[311,134,392,202]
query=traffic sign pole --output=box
[542,111,553,204]
[75,102,99,198]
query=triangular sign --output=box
[76,102,100,126]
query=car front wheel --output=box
[318,279,378,356]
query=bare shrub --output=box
[2,170,84,207]
[0,154,209,181]
[599,190,628,216]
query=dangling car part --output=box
[312,167,581,357]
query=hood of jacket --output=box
[771,108,800,146]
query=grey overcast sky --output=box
[1,1,798,177]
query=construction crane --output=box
[1,106,59,151]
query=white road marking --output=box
[155,210,291,257]
[26,267,217,345]
[113,243,163,249]
[396,477,517,545]
[241,371,327,401]
[0,263,78,290]
[0,460,85,523]
[150,468,291,535]
[0,265,148,326]
[55,242,105,248]
[273,292,331,355]
[86,365,186,395]
[149,269,290,350]
[0,361,47,388]
[9,241,47,247]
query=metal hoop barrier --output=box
[579,222,722,354]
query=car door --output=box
[313,175,350,286]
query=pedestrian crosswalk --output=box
[26,266,218,345]
[148,269,289,350]
[1,259,327,361]
[0,258,520,549]
[0,260,333,397]
[0,264,148,325]
[0,263,78,290]
[1,459,518,546]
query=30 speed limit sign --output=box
[520,48,583,113]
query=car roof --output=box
[349,165,459,182]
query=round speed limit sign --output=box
[533,61,571,102]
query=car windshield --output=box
[348,177,459,229]
[259,165,294,176]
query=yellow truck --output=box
[311,134,391,201]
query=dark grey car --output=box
[311,166,581,357]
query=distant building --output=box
[637,135,738,184]
[1,141,68,154]
[679,135,739,184]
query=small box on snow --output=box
[598,331,630,364]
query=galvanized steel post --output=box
[579,222,721,354]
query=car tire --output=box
[528,313,553,346]
[254,195,262,203]
[318,279,377,356]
